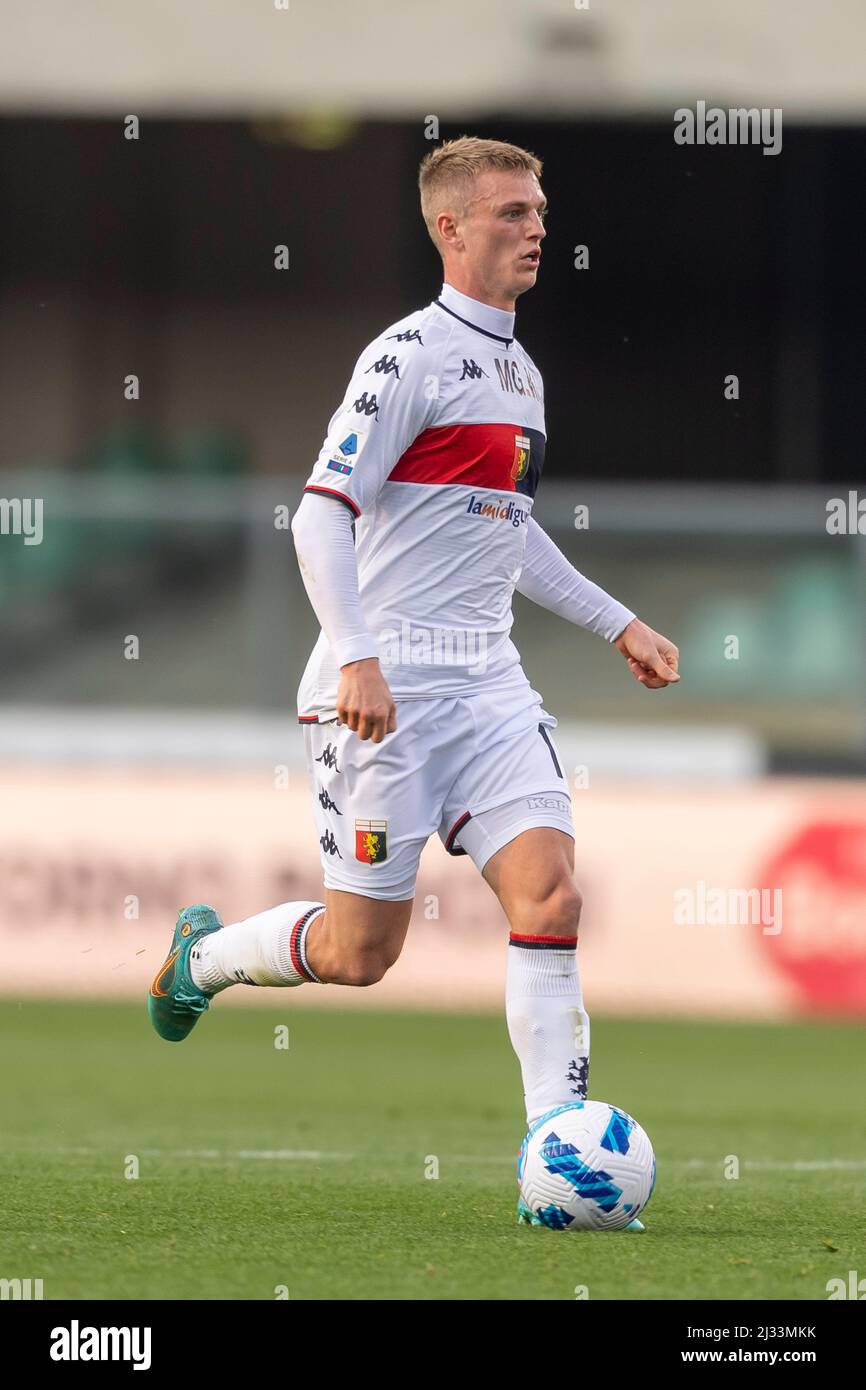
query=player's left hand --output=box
[613,618,680,689]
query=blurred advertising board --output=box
[1,768,864,1017]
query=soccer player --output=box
[148,137,679,1224]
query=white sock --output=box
[505,931,590,1127]
[190,901,325,993]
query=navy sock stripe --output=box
[509,932,577,951]
[290,906,324,982]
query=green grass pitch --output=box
[2,1001,864,1300]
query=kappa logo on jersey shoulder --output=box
[365,354,401,378]
[353,391,379,419]
[386,329,424,345]
[326,426,368,474]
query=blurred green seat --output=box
[172,429,247,477]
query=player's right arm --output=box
[291,326,437,741]
[291,492,396,741]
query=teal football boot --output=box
[147,904,223,1042]
[517,1196,543,1225]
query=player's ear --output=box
[437,209,464,252]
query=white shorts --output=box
[301,691,574,900]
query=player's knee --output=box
[534,881,583,939]
[329,937,402,986]
[333,954,392,987]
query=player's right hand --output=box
[336,658,398,743]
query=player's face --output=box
[458,170,547,304]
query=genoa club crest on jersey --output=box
[511,432,530,482]
[355,819,388,863]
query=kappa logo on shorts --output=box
[315,743,341,772]
[355,819,388,864]
[320,829,342,858]
[525,794,570,813]
[318,785,341,814]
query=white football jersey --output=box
[297,281,548,722]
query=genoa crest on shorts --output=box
[355,819,388,863]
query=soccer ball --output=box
[517,1101,656,1231]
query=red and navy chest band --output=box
[388,423,545,499]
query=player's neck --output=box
[439,280,516,340]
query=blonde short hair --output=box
[418,136,543,252]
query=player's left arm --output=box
[515,516,679,689]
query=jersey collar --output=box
[434,281,515,347]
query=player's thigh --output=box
[304,703,455,902]
[482,826,580,937]
[439,699,579,935]
[316,886,414,980]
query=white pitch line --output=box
[139,1147,355,1161]
[13,1147,866,1172]
[679,1158,866,1172]
[236,1149,355,1161]
[452,1157,866,1171]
